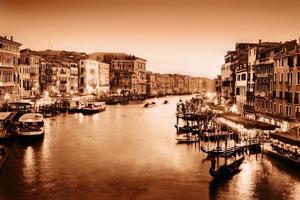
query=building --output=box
[214,75,222,101]
[146,71,158,97]
[89,52,147,96]
[98,62,110,95]
[39,59,53,94]
[0,36,22,104]
[36,50,87,95]
[272,40,300,131]
[19,49,41,97]
[245,41,281,114]
[221,51,235,103]
[232,43,258,113]
[79,59,100,95]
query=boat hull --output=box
[17,130,45,141]
[81,108,106,115]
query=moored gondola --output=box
[209,156,244,179]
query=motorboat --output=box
[81,102,106,115]
[17,113,45,139]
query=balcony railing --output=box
[244,105,254,112]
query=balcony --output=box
[244,105,254,113]
[30,72,36,77]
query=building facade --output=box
[0,36,22,104]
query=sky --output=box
[1,0,300,78]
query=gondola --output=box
[209,156,244,179]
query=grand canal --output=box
[0,96,299,200]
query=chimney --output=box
[259,39,262,44]
[4,36,7,39]
[10,36,13,41]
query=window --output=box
[241,73,246,80]
[274,73,277,82]
[285,105,288,115]
[288,56,294,68]
[279,91,283,99]
[290,72,293,84]
[297,56,300,66]
[298,72,300,85]
[280,73,283,82]
[236,87,240,95]
[274,103,276,113]
[295,93,299,104]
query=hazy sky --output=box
[1,0,300,78]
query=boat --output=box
[105,98,120,105]
[209,156,244,179]
[144,102,155,108]
[163,100,168,104]
[81,102,106,115]
[0,112,16,142]
[176,133,199,143]
[17,113,45,140]
[174,124,198,134]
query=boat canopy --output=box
[19,113,44,123]
[0,112,14,121]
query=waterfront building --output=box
[79,59,100,95]
[51,61,71,94]
[19,49,41,97]
[98,62,110,95]
[188,76,200,94]
[272,40,300,131]
[146,71,158,97]
[245,41,281,114]
[0,36,22,104]
[62,61,79,94]
[233,43,258,113]
[37,50,87,95]
[39,59,53,94]
[89,52,147,96]
[221,51,235,104]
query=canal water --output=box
[0,96,299,200]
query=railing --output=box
[244,105,254,112]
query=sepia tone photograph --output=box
[0,0,300,199]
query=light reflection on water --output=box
[0,95,299,200]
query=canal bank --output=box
[0,96,299,200]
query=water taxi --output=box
[81,102,106,115]
[17,113,45,139]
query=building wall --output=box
[98,62,110,94]
[0,36,21,104]
[79,59,100,94]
